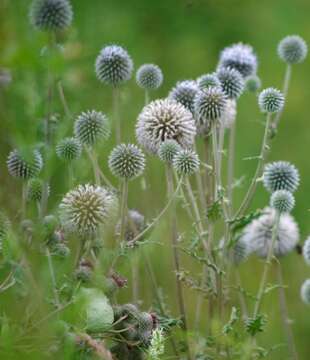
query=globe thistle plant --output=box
[300,279,310,305]
[74,110,110,147]
[302,237,310,266]
[7,149,43,180]
[173,149,200,176]
[278,35,308,64]
[56,137,82,161]
[217,67,245,99]
[108,144,145,180]
[168,80,199,114]
[95,45,133,86]
[270,190,295,213]
[27,178,49,202]
[263,161,300,193]
[59,184,118,235]
[241,207,299,258]
[158,139,182,164]
[245,75,261,93]
[136,99,196,154]
[258,88,285,113]
[136,64,163,90]
[29,0,73,32]
[197,73,220,91]
[218,43,257,77]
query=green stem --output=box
[227,120,236,216]
[21,182,27,219]
[119,180,128,243]
[46,248,60,308]
[145,90,150,105]
[273,64,291,130]
[113,87,121,144]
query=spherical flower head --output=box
[56,137,82,161]
[258,88,285,113]
[173,149,200,176]
[95,45,133,86]
[194,87,227,135]
[197,73,220,91]
[263,161,300,193]
[74,110,110,147]
[220,99,237,129]
[245,75,261,93]
[270,190,295,213]
[303,237,310,266]
[219,43,257,77]
[217,67,244,99]
[136,98,196,154]
[136,64,163,90]
[59,184,118,235]
[108,144,145,180]
[27,178,49,202]
[241,207,299,258]
[7,149,43,180]
[158,139,182,164]
[301,279,310,305]
[278,35,308,64]
[29,0,73,32]
[168,80,199,114]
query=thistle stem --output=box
[145,90,150,105]
[227,120,236,216]
[273,64,291,130]
[57,80,72,120]
[21,182,27,219]
[113,87,121,144]
[46,248,60,308]
[119,179,128,243]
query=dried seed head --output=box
[168,80,199,114]
[263,161,299,193]
[158,139,182,164]
[136,64,163,90]
[173,149,200,176]
[258,88,285,113]
[270,190,295,213]
[217,67,245,99]
[7,149,43,180]
[56,137,82,161]
[278,35,308,64]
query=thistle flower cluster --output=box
[270,189,295,213]
[27,178,49,202]
[158,140,182,164]
[173,149,200,176]
[217,67,245,99]
[56,137,82,161]
[197,73,220,90]
[278,35,308,64]
[258,87,285,113]
[136,64,163,90]
[168,80,199,114]
[263,161,300,193]
[7,149,43,180]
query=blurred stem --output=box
[21,182,27,219]
[235,268,248,318]
[273,64,291,130]
[119,179,128,243]
[68,162,74,188]
[227,120,236,216]
[113,86,121,144]
[131,252,139,304]
[57,80,72,120]
[275,261,298,360]
[85,147,112,187]
[193,143,206,213]
[234,113,272,219]
[46,248,60,308]
[145,90,150,105]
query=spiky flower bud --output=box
[95,45,133,86]
[197,73,220,91]
[29,0,73,32]
[108,144,145,180]
[302,237,310,266]
[27,178,48,202]
[263,161,300,193]
[245,75,261,93]
[56,137,82,161]
[74,110,110,147]
[43,214,59,235]
[136,64,163,90]
[168,80,198,114]
[278,35,308,64]
[136,99,196,154]
[194,87,227,134]
[7,149,43,180]
[241,207,299,258]
[59,184,118,235]
[270,190,295,213]
[301,279,310,305]
[52,242,70,258]
[217,67,244,99]
[173,149,200,176]
[218,43,257,77]
[158,140,182,164]
[258,88,285,113]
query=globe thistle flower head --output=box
[270,190,295,213]
[27,178,49,202]
[245,75,261,93]
[136,99,196,154]
[301,279,310,305]
[59,184,118,235]
[278,35,308,64]
[7,149,43,180]
[217,67,245,99]
[74,110,110,147]
[220,99,237,129]
[158,139,182,164]
[194,87,227,135]
[218,43,257,77]
[197,73,220,91]
[108,144,145,180]
[56,137,82,161]
[258,88,285,113]
[95,45,133,86]
[241,207,299,258]
[173,149,200,176]
[29,0,73,32]
[168,80,199,114]
[302,237,310,266]
[136,64,163,90]
[263,161,300,193]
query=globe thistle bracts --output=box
[173,149,200,176]
[136,64,163,90]
[197,73,220,91]
[168,80,199,114]
[7,149,43,180]
[158,140,182,164]
[258,88,285,113]
[278,35,308,64]
[59,184,118,235]
[27,178,49,202]
[95,45,133,86]
[270,190,295,213]
[56,137,82,161]
[136,99,196,154]
[263,161,299,193]
[217,67,245,99]
[108,144,145,180]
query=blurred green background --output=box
[1,0,310,358]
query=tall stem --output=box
[113,87,121,144]
[119,180,128,243]
[46,248,60,308]
[273,64,291,129]
[227,120,236,216]
[21,182,27,220]
[145,90,150,105]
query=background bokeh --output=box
[0,0,310,358]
